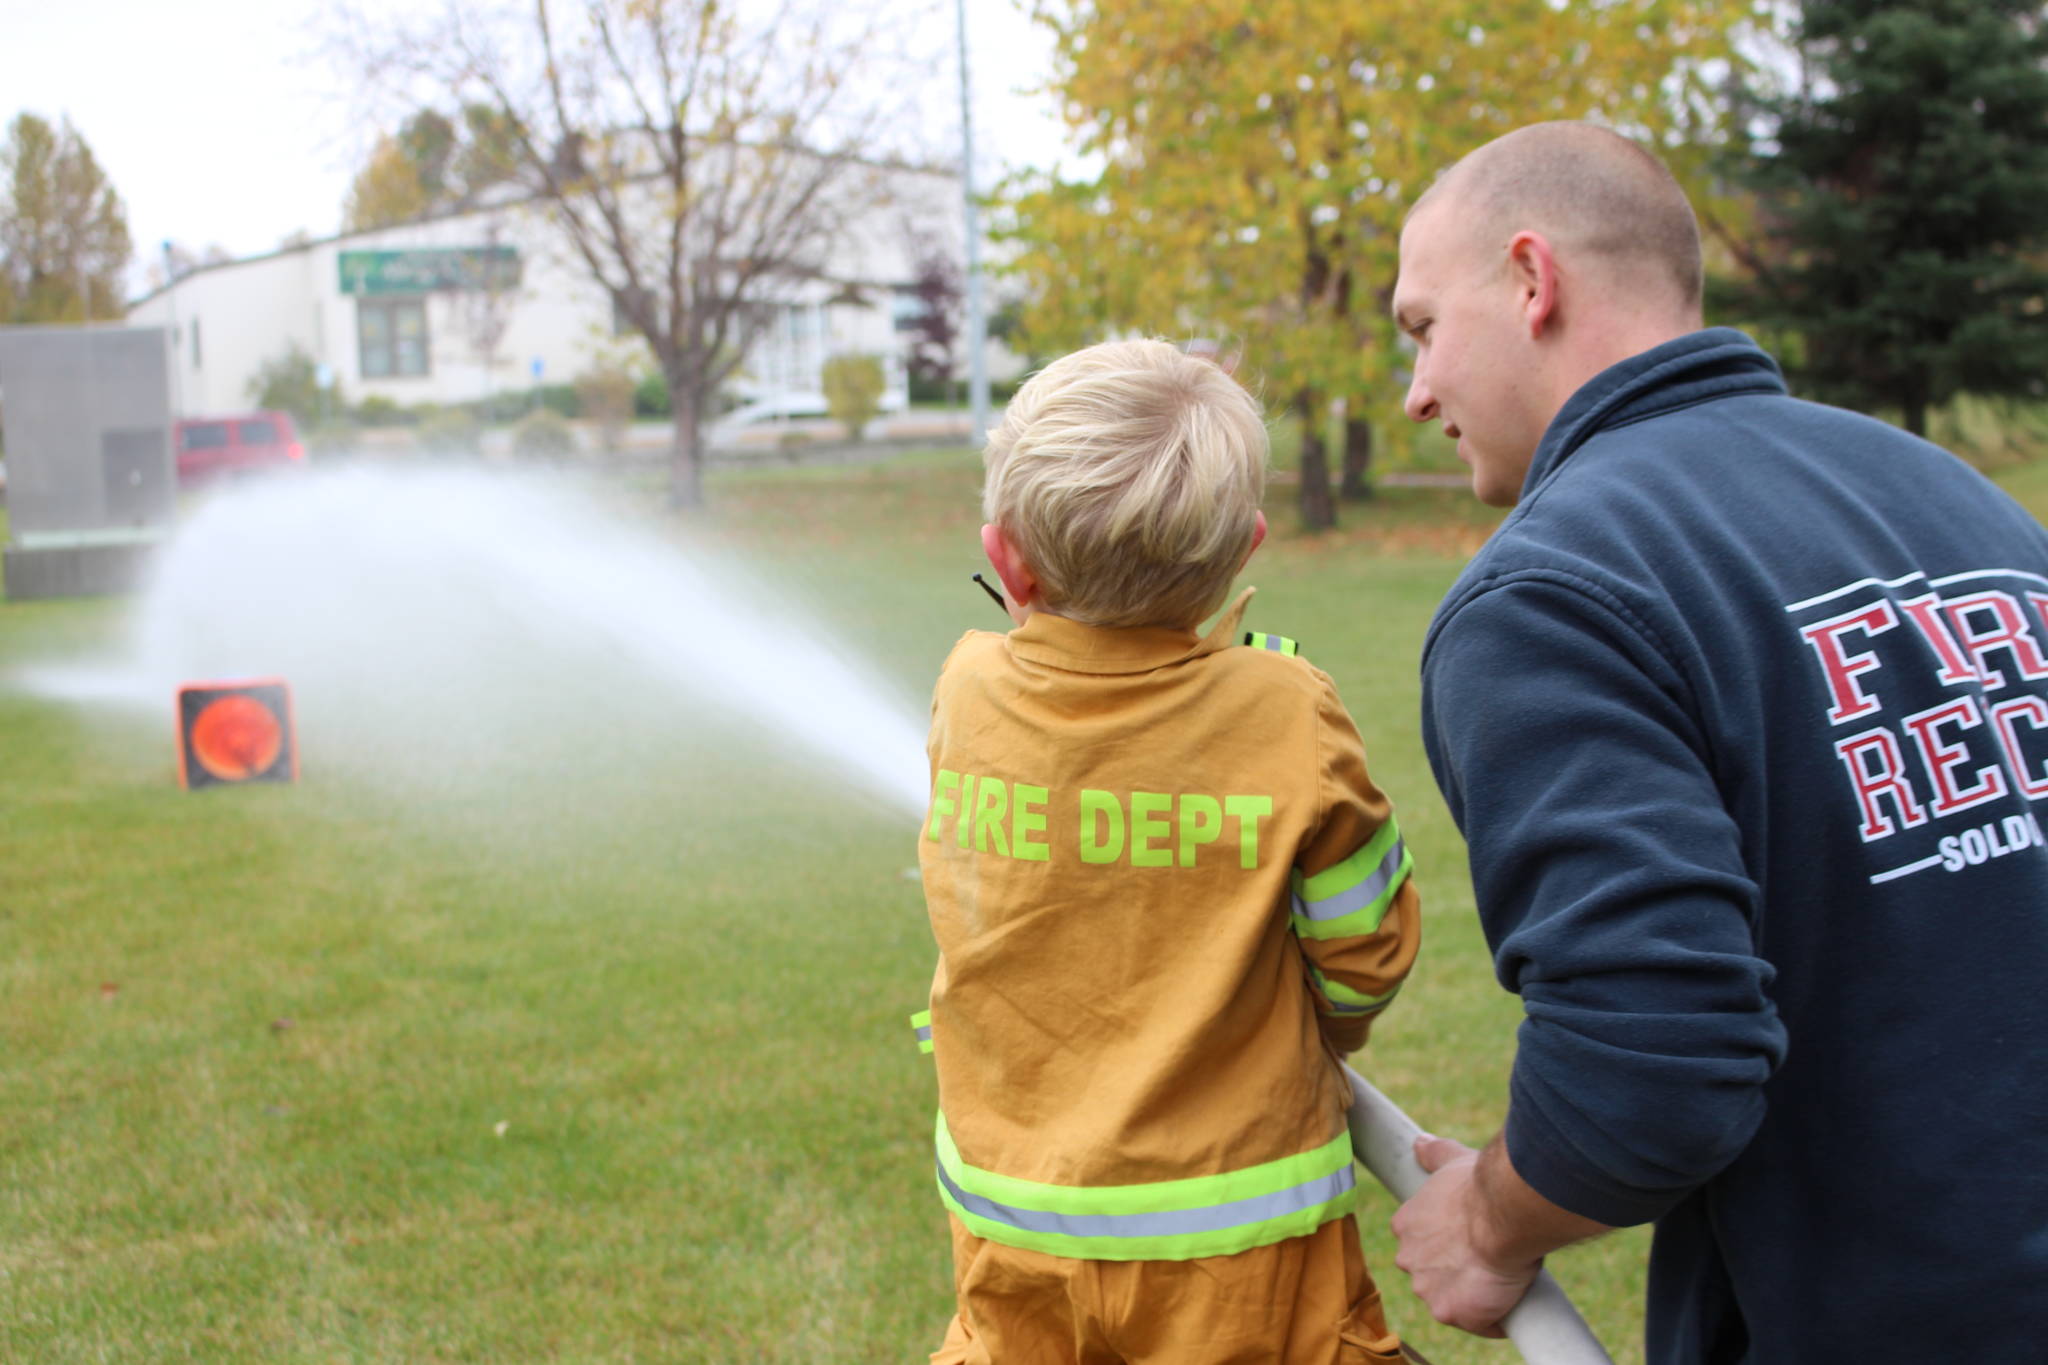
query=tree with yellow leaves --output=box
[0,112,131,324]
[343,133,434,232]
[1004,0,1751,528]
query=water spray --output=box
[11,462,1611,1360]
[13,465,929,815]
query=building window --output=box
[358,298,430,378]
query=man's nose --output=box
[1404,368,1437,424]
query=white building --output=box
[126,159,987,429]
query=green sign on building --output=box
[337,246,521,296]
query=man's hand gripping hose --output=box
[1344,1064,1615,1365]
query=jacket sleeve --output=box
[1290,674,1422,1057]
[1422,573,1788,1228]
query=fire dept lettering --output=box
[1787,568,2048,880]
[926,769,1272,868]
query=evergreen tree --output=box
[1721,1,2048,435]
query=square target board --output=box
[177,679,298,789]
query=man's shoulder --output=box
[1489,387,1985,566]
[1429,388,2047,662]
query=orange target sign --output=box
[177,680,297,789]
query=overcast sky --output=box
[0,0,1074,295]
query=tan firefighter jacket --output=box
[916,589,1421,1262]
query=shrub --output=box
[304,426,358,460]
[822,352,885,440]
[417,407,485,456]
[510,409,578,461]
[634,370,671,418]
[574,366,635,452]
[534,383,581,419]
[908,371,959,406]
[472,391,528,424]
[248,343,330,423]
[354,394,410,426]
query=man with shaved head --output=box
[1388,122,2048,1362]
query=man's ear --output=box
[981,523,1041,622]
[1240,510,1267,569]
[1506,230,1561,339]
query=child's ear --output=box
[1240,511,1268,569]
[981,523,1041,625]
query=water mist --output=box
[11,465,932,821]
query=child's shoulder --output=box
[932,628,1009,684]
[1218,628,1356,718]
[945,627,1007,659]
[1222,626,1326,684]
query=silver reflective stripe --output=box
[1294,837,1407,922]
[934,1157,1355,1240]
[1261,635,1284,651]
[915,1024,933,1044]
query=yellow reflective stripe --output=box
[1310,965,1400,1016]
[936,1114,1349,1216]
[1241,631,1300,656]
[933,1115,1356,1260]
[936,1169,1353,1262]
[1291,822,1411,942]
[911,1009,933,1055]
[1297,819,1399,902]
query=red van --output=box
[174,412,306,483]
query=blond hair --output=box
[983,338,1268,629]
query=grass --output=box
[7,448,2048,1363]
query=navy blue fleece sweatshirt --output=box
[1421,330,2048,1364]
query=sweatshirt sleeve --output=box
[1422,573,1788,1227]
[1290,674,1423,1057]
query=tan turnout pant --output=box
[931,1213,1402,1365]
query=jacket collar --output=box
[1520,327,1787,500]
[1005,587,1255,675]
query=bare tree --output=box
[328,0,931,508]
[457,216,520,406]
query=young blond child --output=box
[916,338,1420,1364]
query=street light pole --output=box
[955,0,990,449]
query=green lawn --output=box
[5,451,2045,1363]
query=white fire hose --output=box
[1344,1064,1615,1365]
